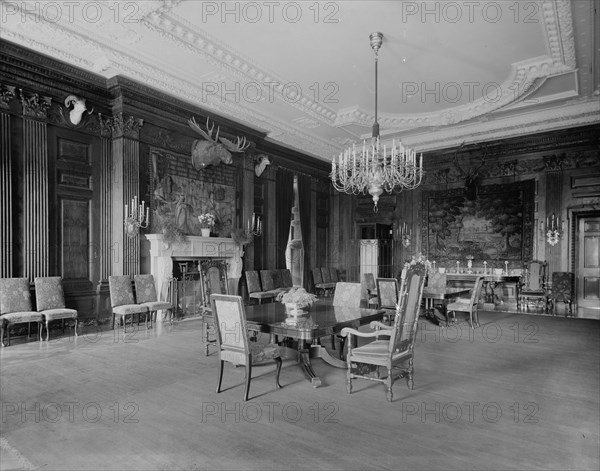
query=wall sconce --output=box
[396,222,411,248]
[541,213,562,246]
[124,196,149,238]
[246,213,262,237]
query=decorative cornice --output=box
[0,84,16,109]
[98,113,144,139]
[19,89,51,119]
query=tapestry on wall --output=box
[149,148,236,237]
[421,180,534,265]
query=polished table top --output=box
[422,287,471,300]
[245,302,385,341]
[446,273,521,282]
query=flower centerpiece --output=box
[198,212,216,237]
[276,287,317,316]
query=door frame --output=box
[568,206,600,315]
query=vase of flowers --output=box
[198,213,215,237]
[276,287,318,316]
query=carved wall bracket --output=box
[19,89,52,119]
[98,112,144,139]
[0,84,16,110]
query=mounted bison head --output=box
[188,116,251,170]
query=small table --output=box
[446,274,522,309]
[245,302,385,387]
[422,287,471,326]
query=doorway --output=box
[574,211,600,319]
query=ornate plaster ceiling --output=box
[1,0,598,161]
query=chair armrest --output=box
[369,320,392,330]
[339,327,391,339]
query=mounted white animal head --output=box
[188,116,251,170]
[255,154,271,177]
[64,95,92,125]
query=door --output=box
[576,214,600,319]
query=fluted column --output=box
[98,136,113,281]
[19,90,52,280]
[101,113,144,276]
[0,85,16,277]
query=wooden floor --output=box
[1,312,598,471]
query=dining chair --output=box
[362,273,379,306]
[312,268,333,296]
[376,278,399,309]
[34,277,78,341]
[518,260,548,311]
[108,276,149,333]
[340,258,427,402]
[446,276,484,328]
[331,282,362,358]
[134,274,173,326]
[0,278,43,346]
[245,270,276,304]
[547,272,574,316]
[200,260,229,356]
[210,294,282,401]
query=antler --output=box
[471,143,487,178]
[452,141,467,176]
[219,135,251,153]
[188,116,218,142]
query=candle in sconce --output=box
[456,261,460,273]
[505,260,509,274]
[145,206,149,223]
[125,204,128,218]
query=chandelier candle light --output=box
[330,32,424,211]
[124,196,149,238]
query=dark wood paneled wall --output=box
[0,39,330,320]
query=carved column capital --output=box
[19,89,52,120]
[98,112,144,139]
[0,84,16,110]
[544,154,565,172]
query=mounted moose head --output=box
[453,142,487,201]
[188,116,251,170]
[64,95,92,125]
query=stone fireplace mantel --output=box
[145,234,243,310]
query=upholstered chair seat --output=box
[134,274,173,325]
[34,277,78,341]
[109,276,149,332]
[0,277,43,346]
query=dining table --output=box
[421,287,472,326]
[244,301,385,388]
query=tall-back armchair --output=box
[340,259,427,402]
[519,260,548,311]
[199,260,228,356]
[548,272,574,316]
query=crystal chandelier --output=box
[330,32,424,211]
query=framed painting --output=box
[421,180,534,264]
